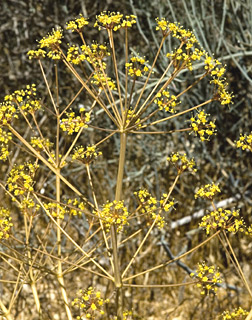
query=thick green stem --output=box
[111,132,127,319]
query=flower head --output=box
[71,145,102,164]
[195,182,221,200]
[235,132,252,152]
[72,287,109,320]
[96,200,129,232]
[0,207,13,240]
[190,262,222,295]
[190,110,216,141]
[66,14,89,32]
[125,56,149,78]
[167,152,196,174]
[199,208,245,234]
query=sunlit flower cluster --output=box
[154,90,178,113]
[60,109,90,135]
[159,194,175,212]
[72,287,109,320]
[199,208,245,235]
[113,310,134,320]
[66,198,85,216]
[211,78,233,105]
[167,152,196,174]
[221,307,249,320]
[167,47,204,71]
[235,132,252,152]
[135,189,168,229]
[30,137,53,152]
[81,43,110,67]
[0,127,12,161]
[27,49,46,59]
[190,262,222,295]
[92,72,116,91]
[195,182,221,200]
[6,162,39,196]
[0,207,13,240]
[66,45,85,65]
[94,12,136,31]
[125,56,149,77]
[156,19,199,49]
[190,110,216,141]
[97,200,129,232]
[125,109,141,128]
[71,145,102,164]
[38,28,63,60]
[44,198,85,220]
[66,14,89,32]
[4,84,41,115]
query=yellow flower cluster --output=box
[159,194,175,212]
[4,84,41,115]
[30,137,53,152]
[154,90,178,113]
[195,182,221,200]
[44,200,84,220]
[113,310,134,320]
[125,56,149,77]
[135,189,170,229]
[204,55,233,105]
[71,145,102,164]
[72,287,109,320]
[199,208,245,235]
[6,162,39,196]
[211,78,233,105]
[66,14,89,32]
[245,225,252,236]
[27,49,46,59]
[0,207,13,240]
[94,12,136,31]
[97,200,129,232]
[66,45,85,65]
[39,28,63,49]
[81,43,110,67]
[60,109,90,135]
[235,132,252,152]
[190,262,222,295]
[190,110,216,141]
[167,47,204,71]
[19,198,40,212]
[0,127,12,161]
[156,19,199,49]
[92,72,116,91]
[125,109,141,128]
[38,28,63,60]
[67,198,85,216]
[0,101,17,126]
[167,152,196,174]
[221,307,249,320]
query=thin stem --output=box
[86,164,112,264]
[222,231,252,298]
[123,230,220,282]
[38,60,58,114]
[124,280,196,288]
[122,218,156,278]
[108,29,124,122]
[34,194,113,280]
[133,37,165,113]
[0,300,13,320]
